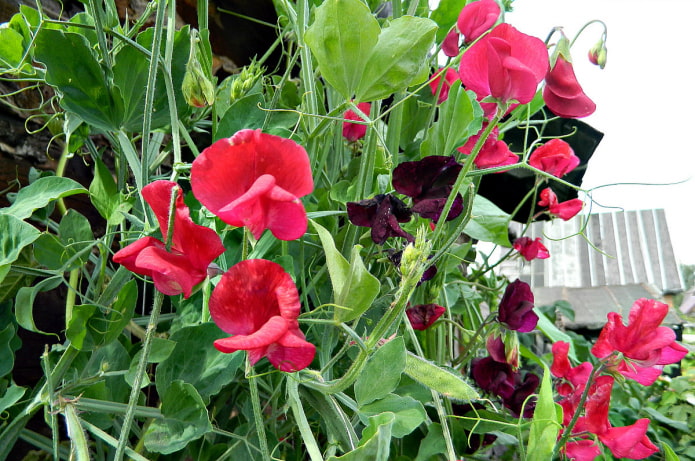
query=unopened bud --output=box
[182,31,215,108]
[588,39,607,69]
[230,60,265,103]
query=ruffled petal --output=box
[266,326,316,372]
[136,245,203,298]
[213,315,289,353]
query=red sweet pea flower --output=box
[191,129,313,241]
[591,298,689,385]
[538,187,584,220]
[429,68,459,104]
[342,102,371,141]
[528,138,580,178]
[459,23,549,105]
[543,54,596,118]
[406,304,446,330]
[113,180,225,298]
[210,259,316,372]
[497,279,537,332]
[458,123,518,170]
[513,237,550,261]
[457,0,501,44]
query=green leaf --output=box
[0,26,25,70]
[33,29,122,132]
[215,93,266,140]
[155,323,244,404]
[414,423,447,461]
[463,194,512,246]
[0,322,20,378]
[125,337,177,389]
[89,155,119,221]
[535,311,578,362]
[59,209,94,269]
[143,380,213,454]
[359,394,426,438]
[0,382,26,414]
[312,221,380,323]
[0,214,40,284]
[404,352,479,401]
[430,0,468,42]
[327,412,395,461]
[527,366,561,461]
[663,442,680,461]
[355,337,406,406]
[305,0,380,99]
[355,15,438,102]
[3,176,88,220]
[14,276,63,335]
[420,84,483,157]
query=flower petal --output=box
[213,315,290,353]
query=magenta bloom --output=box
[342,102,371,141]
[406,304,446,330]
[429,68,459,104]
[113,180,225,298]
[457,0,501,43]
[392,155,463,222]
[459,23,549,105]
[210,259,316,372]
[191,129,313,241]
[513,237,550,261]
[347,194,414,245]
[591,298,689,385]
[543,55,596,118]
[497,279,537,332]
[538,187,583,220]
[528,138,580,178]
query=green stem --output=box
[287,379,324,461]
[247,358,271,461]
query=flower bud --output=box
[588,39,607,69]
[182,32,215,108]
[230,60,264,103]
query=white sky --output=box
[506,0,695,266]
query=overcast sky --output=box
[506,0,695,266]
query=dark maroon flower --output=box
[504,371,539,418]
[406,304,446,330]
[392,156,463,223]
[498,279,537,332]
[347,194,413,245]
[470,356,516,399]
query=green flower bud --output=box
[588,39,607,69]
[182,31,215,108]
[230,60,264,103]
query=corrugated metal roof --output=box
[504,209,684,295]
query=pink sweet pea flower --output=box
[342,102,371,141]
[113,180,225,298]
[459,23,549,105]
[513,237,550,261]
[442,28,461,57]
[406,304,446,330]
[210,259,316,372]
[429,68,459,104]
[528,138,580,178]
[538,187,584,220]
[543,54,596,118]
[591,298,689,385]
[457,0,501,44]
[191,129,314,241]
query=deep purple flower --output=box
[504,371,539,418]
[392,156,463,223]
[406,304,446,330]
[498,279,537,332]
[346,194,413,245]
[470,356,516,399]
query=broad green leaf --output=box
[462,194,512,246]
[430,0,468,42]
[305,0,380,99]
[359,394,426,438]
[455,408,518,435]
[535,311,578,362]
[0,214,40,284]
[59,209,94,268]
[89,155,119,221]
[3,176,87,220]
[144,380,212,454]
[663,442,680,461]
[420,83,483,157]
[14,276,63,335]
[312,221,380,323]
[65,280,137,351]
[355,337,406,406]
[0,322,20,378]
[34,29,122,132]
[155,323,244,404]
[327,412,395,461]
[414,423,447,461]
[126,337,177,389]
[354,15,437,102]
[215,93,266,140]
[0,27,25,70]
[0,382,26,414]
[404,352,479,401]
[527,366,561,461]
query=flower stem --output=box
[247,358,271,460]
